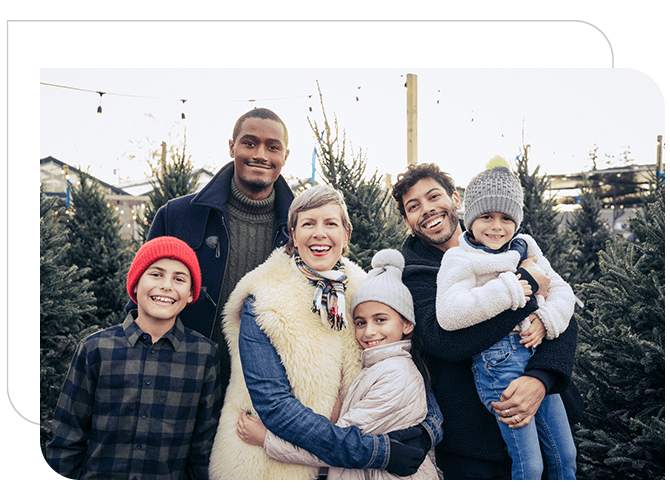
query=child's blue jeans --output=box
[472,333,577,480]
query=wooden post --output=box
[161,141,167,169]
[657,135,664,174]
[406,74,418,165]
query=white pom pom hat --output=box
[350,249,416,325]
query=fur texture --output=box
[208,249,366,480]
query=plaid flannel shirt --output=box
[46,311,222,480]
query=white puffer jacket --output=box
[436,232,575,339]
[263,340,439,480]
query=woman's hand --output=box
[490,376,546,429]
[519,313,547,348]
[236,411,267,447]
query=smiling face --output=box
[134,258,193,337]
[401,177,462,252]
[229,117,290,200]
[469,211,516,250]
[353,301,414,350]
[291,203,349,272]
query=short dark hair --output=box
[392,163,457,217]
[232,108,289,146]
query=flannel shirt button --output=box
[137,444,142,450]
[150,349,155,354]
[141,412,147,419]
[146,379,151,385]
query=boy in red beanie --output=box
[46,237,222,479]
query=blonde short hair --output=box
[284,184,353,256]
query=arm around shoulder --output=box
[238,298,387,470]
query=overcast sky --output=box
[40,67,663,189]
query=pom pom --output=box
[371,248,405,272]
[485,155,510,170]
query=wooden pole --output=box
[406,74,418,166]
[657,135,664,174]
[161,141,167,169]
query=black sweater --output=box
[401,235,584,479]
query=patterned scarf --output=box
[293,253,349,330]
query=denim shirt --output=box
[238,297,443,470]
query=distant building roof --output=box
[114,167,215,196]
[40,156,132,197]
[547,163,661,207]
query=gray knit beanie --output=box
[350,249,415,325]
[464,156,524,232]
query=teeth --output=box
[310,245,330,252]
[366,339,383,347]
[152,296,175,304]
[424,217,443,229]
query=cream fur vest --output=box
[208,249,366,480]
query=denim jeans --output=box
[472,333,577,480]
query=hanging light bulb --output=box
[97,91,105,114]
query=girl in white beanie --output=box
[236,249,439,480]
[435,156,577,480]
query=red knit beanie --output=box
[127,236,201,304]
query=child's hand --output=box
[516,274,533,301]
[236,411,267,447]
[519,313,546,348]
[519,256,550,298]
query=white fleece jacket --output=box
[262,340,439,480]
[435,232,575,340]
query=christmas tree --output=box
[572,181,665,480]
[138,141,201,242]
[40,186,97,453]
[309,86,406,270]
[515,145,576,284]
[565,178,612,290]
[64,169,133,328]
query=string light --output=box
[97,91,105,114]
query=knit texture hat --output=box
[350,249,415,325]
[127,236,201,304]
[464,155,524,231]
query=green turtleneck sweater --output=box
[212,181,278,391]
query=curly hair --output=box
[391,163,457,217]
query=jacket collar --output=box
[360,339,412,368]
[190,161,294,228]
[123,310,185,351]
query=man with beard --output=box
[392,163,583,479]
[139,108,294,395]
